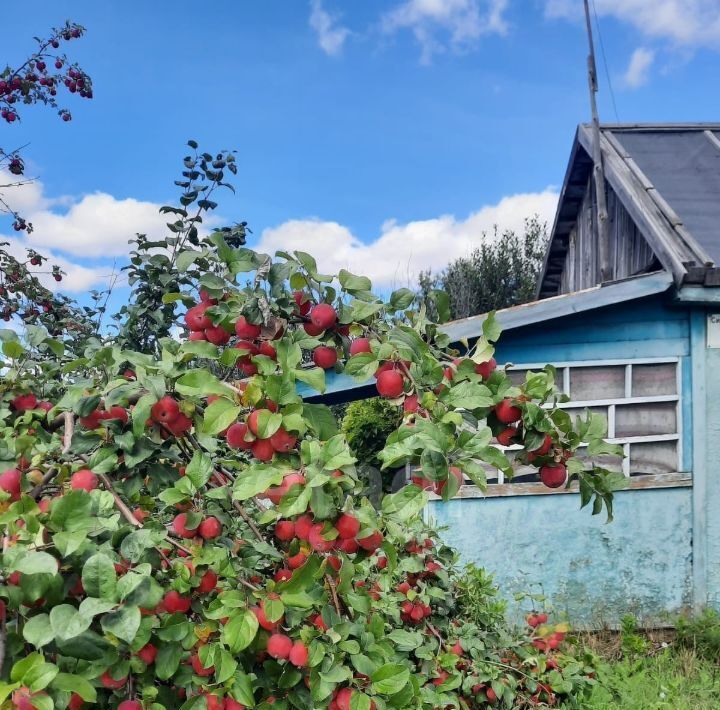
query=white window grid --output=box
[489,357,683,485]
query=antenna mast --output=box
[583,0,611,283]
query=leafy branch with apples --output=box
[0,141,626,710]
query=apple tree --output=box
[0,144,625,709]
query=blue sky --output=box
[2,0,719,301]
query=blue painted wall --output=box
[432,292,699,626]
[429,488,693,627]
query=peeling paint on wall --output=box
[429,488,693,627]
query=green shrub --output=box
[676,608,720,660]
[342,396,402,489]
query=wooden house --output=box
[435,123,720,625]
[302,124,720,625]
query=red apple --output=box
[235,316,261,339]
[376,369,404,398]
[310,303,337,331]
[70,469,97,492]
[313,346,338,370]
[540,463,567,489]
[495,399,522,424]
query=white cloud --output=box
[622,47,655,87]
[545,0,720,48]
[0,170,169,293]
[381,0,509,63]
[309,0,351,56]
[255,188,558,289]
[26,192,170,258]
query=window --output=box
[483,358,684,489]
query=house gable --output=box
[538,124,720,299]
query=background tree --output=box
[341,397,402,492]
[418,216,548,321]
[0,22,97,347]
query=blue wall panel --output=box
[436,293,697,626]
[429,488,693,627]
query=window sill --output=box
[427,472,692,500]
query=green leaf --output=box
[253,410,283,439]
[53,530,88,557]
[294,366,326,393]
[371,663,410,695]
[445,381,493,410]
[387,629,423,651]
[51,673,97,702]
[389,288,415,311]
[156,643,182,680]
[11,551,58,576]
[428,289,450,323]
[185,451,214,489]
[302,404,338,440]
[344,353,378,381]
[233,466,284,501]
[339,269,372,292]
[22,614,54,649]
[120,528,160,563]
[202,399,241,436]
[22,662,58,693]
[180,340,220,359]
[350,693,372,710]
[230,672,256,708]
[133,393,157,436]
[175,369,235,396]
[482,311,502,342]
[381,485,428,522]
[101,605,141,644]
[221,609,259,653]
[50,490,93,531]
[82,554,117,600]
[49,605,92,641]
[214,648,238,684]
[177,250,200,272]
[87,447,118,474]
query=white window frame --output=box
[488,357,684,485]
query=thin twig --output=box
[325,574,342,617]
[29,412,75,499]
[61,410,74,453]
[233,501,263,541]
[96,472,142,527]
[29,468,58,500]
[239,578,260,592]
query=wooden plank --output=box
[577,127,689,282]
[690,311,708,611]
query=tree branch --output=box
[325,574,342,617]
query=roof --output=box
[538,123,720,298]
[442,270,673,342]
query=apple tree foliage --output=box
[0,143,626,709]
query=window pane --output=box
[632,363,677,396]
[615,402,677,437]
[630,441,677,475]
[569,366,625,400]
[506,369,527,387]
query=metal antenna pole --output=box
[584,0,611,283]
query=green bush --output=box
[342,397,402,489]
[676,608,720,660]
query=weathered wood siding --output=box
[559,178,658,294]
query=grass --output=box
[569,617,720,709]
[583,647,720,709]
